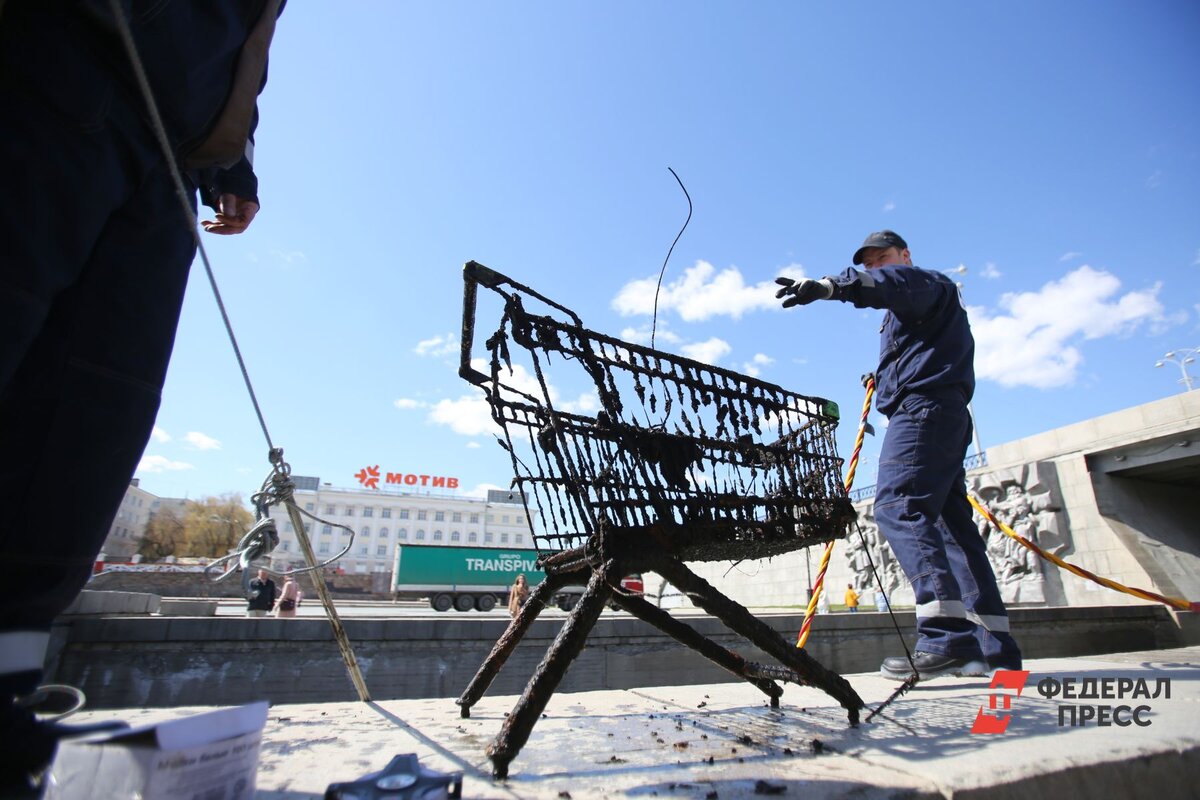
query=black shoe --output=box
[1,702,59,796]
[880,651,987,681]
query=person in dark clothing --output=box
[247,569,278,617]
[0,1,283,789]
[776,230,1022,681]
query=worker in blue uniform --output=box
[776,230,1022,680]
[0,1,283,790]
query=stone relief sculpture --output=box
[848,461,1068,606]
[969,461,1069,604]
[843,510,909,605]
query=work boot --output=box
[0,701,57,797]
[880,651,988,681]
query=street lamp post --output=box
[1155,347,1198,392]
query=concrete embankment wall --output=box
[49,605,1195,709]
[87,570,392,599]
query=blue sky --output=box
[138,1,1200,504]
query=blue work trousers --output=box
[0,72,197,646]
[872,392,1021,665]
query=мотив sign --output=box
[354,465,459,490]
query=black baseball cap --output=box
[852,230,908,265]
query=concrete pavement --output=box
[58,645,1200,798]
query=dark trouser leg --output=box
[872,394,981,659]
[1,11,196,788]
[0,158,195,634]
[1,84,124,688]
[940,478,1022,665]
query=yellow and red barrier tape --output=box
[967,495,1199,613]
[796,375,875,648]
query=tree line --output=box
[136,494,256,560]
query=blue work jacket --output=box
[827,264,975,418]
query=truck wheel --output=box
[558,594,578,612]
[475,594,497,612]
[431,594,453,612]
[454,594,476,612]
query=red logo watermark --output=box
[971,670,1031,734]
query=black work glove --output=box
[774,277,834,308]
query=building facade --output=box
[98,479,158,559]
[265,478,536,574]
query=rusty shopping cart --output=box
[455,262,863,778]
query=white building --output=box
[265,477,536,574]
[99,479,158,559]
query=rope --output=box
[109,4,371,701]
[204,464,359,589]
[795,374,875,648]
[793,372,921,720]
[968,495,1199,613]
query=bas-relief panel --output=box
[847,461,1070,606]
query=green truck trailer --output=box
[391,544,644,612]
[391,543,578,612]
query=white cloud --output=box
[559,391,600,414]
[1059,252,1083,262]
[612,261,807,321]
[151,426,171,443]
[394,398,426,410]
[270,249,308,265]
[742,353,774,377]
[620,323,742,372]
[137,455,194,473]
[980,262,1002,280]
[1148,309,1188,336]
[466,441,481,449]
[619,325,682,347]
[183,431,221,451]
[465,482,504,499]
[882,201,896,212]
[429,394,496,436]
[681,337,732,365]
[1193,249,1200,266]
[1146,170,1163,189]
[414,334,459,358]
[972,265,1165,388]
[428,358,548,436]
[424,351,641,440]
